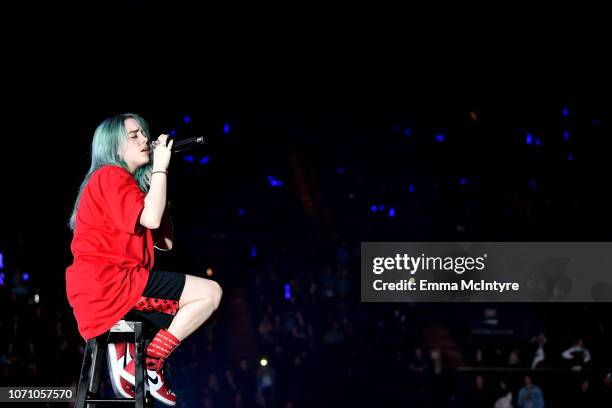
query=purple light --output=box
[336,167,345,175]
[529,179,537,189]
[526,133,533,145]
[183,115,191,124]
[371,205,378,212]
[183,155,194,163]
[22,272,29,281]
[404,128,413,137]
[0,252,3,269]
[284,283,291,300]
[535,138,542,146]
[408,183,415,193]
[435,134,445,142]
[563,130,570,140]
[388,207,396,218]
[0,272,4,286]
[238,208,246,217]
[568,153,574,161]
[562,107,569,117]
[223,123,231,134]
[199,156,210,165]
[459,178,468,185]
[169,129,177,137]
[250,245,257,258]
[378,205,385,211]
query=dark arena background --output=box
[1,5,612,406]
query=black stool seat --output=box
[75,320,154,407]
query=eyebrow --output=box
[127,128,141,134]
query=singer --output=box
[65,113,222,406]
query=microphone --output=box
[172,136,207,153]
[153,136,207,153]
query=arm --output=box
[140,134,173,229]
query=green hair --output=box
[68,113,153,231]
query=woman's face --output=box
[121,118,150,173]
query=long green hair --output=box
[68,113,153,231]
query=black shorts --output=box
[122,268,186,335]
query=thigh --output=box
[179,274,222,307]
[122,269,186,331]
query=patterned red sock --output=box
[146,329,181,370]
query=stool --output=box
[75,320,153,407]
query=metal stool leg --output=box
[87,334,108,408]
[134,322,146,408]
[75,338,96,408]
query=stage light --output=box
[460,178,468,185]
[568,154,574,161]
[260,358,268,367]
[238,208,246,217]
[404,128,413,137]
[336,167,345,174]
[223,123,231,134]
[183,155,194,163]
[206,268,214,277]
[371,205,378,213]
[435,134,445,142]
[378,205,385,211]
[535,138,542,146]
[250,245,257,258]
[563,130,570,140]
[183,115,191,124]
[526,133,533,145]
[199,156,210,165]
[0,272,4,286]
[284,283,291,300]
[0,252,3,269]
[22,272,29,281]
[408,183,415,193]
[34,294,39,304]
[388,207,396,218]
[562,107,569,117]
[267,176,284,187]
[169,129,177,137]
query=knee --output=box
[209,280,223,310]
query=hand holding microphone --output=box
[151,134,174,171]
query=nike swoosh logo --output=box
[147,374,159,385]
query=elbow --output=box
[140,212,161,230]
[141,219,161,230]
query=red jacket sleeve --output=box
[95,166,146,234]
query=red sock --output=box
[146,329,181,370]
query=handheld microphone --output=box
[153,136,207,153]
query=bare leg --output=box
[167,275,222,341]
